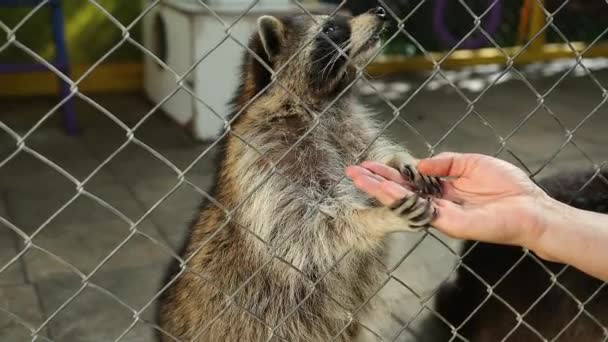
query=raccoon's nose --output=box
[373,6,387,20]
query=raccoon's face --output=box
[252,7,388,98]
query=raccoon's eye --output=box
[322,24,336,35]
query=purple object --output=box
[432,0,503,50]
[0,0,78,135]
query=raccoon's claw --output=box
[400,164,443,197]
[389,193,436,229]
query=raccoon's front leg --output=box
[357,196,436,236]
[382,153,443,197]
[388,192,436,229]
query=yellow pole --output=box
[528,0,547,51]
[516,0,531,45]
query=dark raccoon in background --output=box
[427,169,608,341]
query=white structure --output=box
[143,0,336,141]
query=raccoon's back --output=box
[428,169,608,342]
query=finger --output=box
[353,177,399,205]
[351,174,392,205]
[418,152,492,178]
[417,152,479,179]
[359,161,408,186]
[358,161,466,203]
[352,175,412,206]
[345,165,387,183]
[378,180,411,205]
[347,166,411,204]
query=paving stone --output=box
[5,182,147,234]
[0,193,27,286]
[0,222,26,287]
[89,143,202,184]
[0,150,115,192]
[543,73,608,127]
[1,97,66,134]
[88,142,219,189]
[131,175,214,252]
[36,263,167,342]
[355,232,462,342]
[78,93,198,155]
[358,285,440,342]
[21,218,173,282]
[1,69,607,341]
[0,284,47,340]
[358,284,421,341]
[390,233,462,297]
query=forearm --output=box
[528,196,608,282]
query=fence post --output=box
[49,0,78,135]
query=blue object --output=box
[0,0,78,135]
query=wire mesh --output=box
[0,0,607,341]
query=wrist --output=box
[523,194,569,262]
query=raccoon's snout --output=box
[356,8,387,55]
[368,7,388,40]
[372,6,387,21]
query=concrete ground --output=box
[0,60,607,341]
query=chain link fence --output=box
[0,0,607,341]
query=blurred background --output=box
[0,0,607,341]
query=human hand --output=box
[345,153,551,249]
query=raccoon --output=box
[158,7,441,342]
[426,169,608,342]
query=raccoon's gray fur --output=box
[158,7,439,342]
[426,169,608,342]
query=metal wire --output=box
[0,0,607,341]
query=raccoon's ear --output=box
[257,15,285,59]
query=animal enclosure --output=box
[0,0,607,341]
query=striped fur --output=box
[158,9,437,342]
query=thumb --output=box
[418,152,470,178]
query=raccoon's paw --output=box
[389,193,436,229]
[381,153,442,197]
[399,164,443,198]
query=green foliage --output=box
[0,0,144,64]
